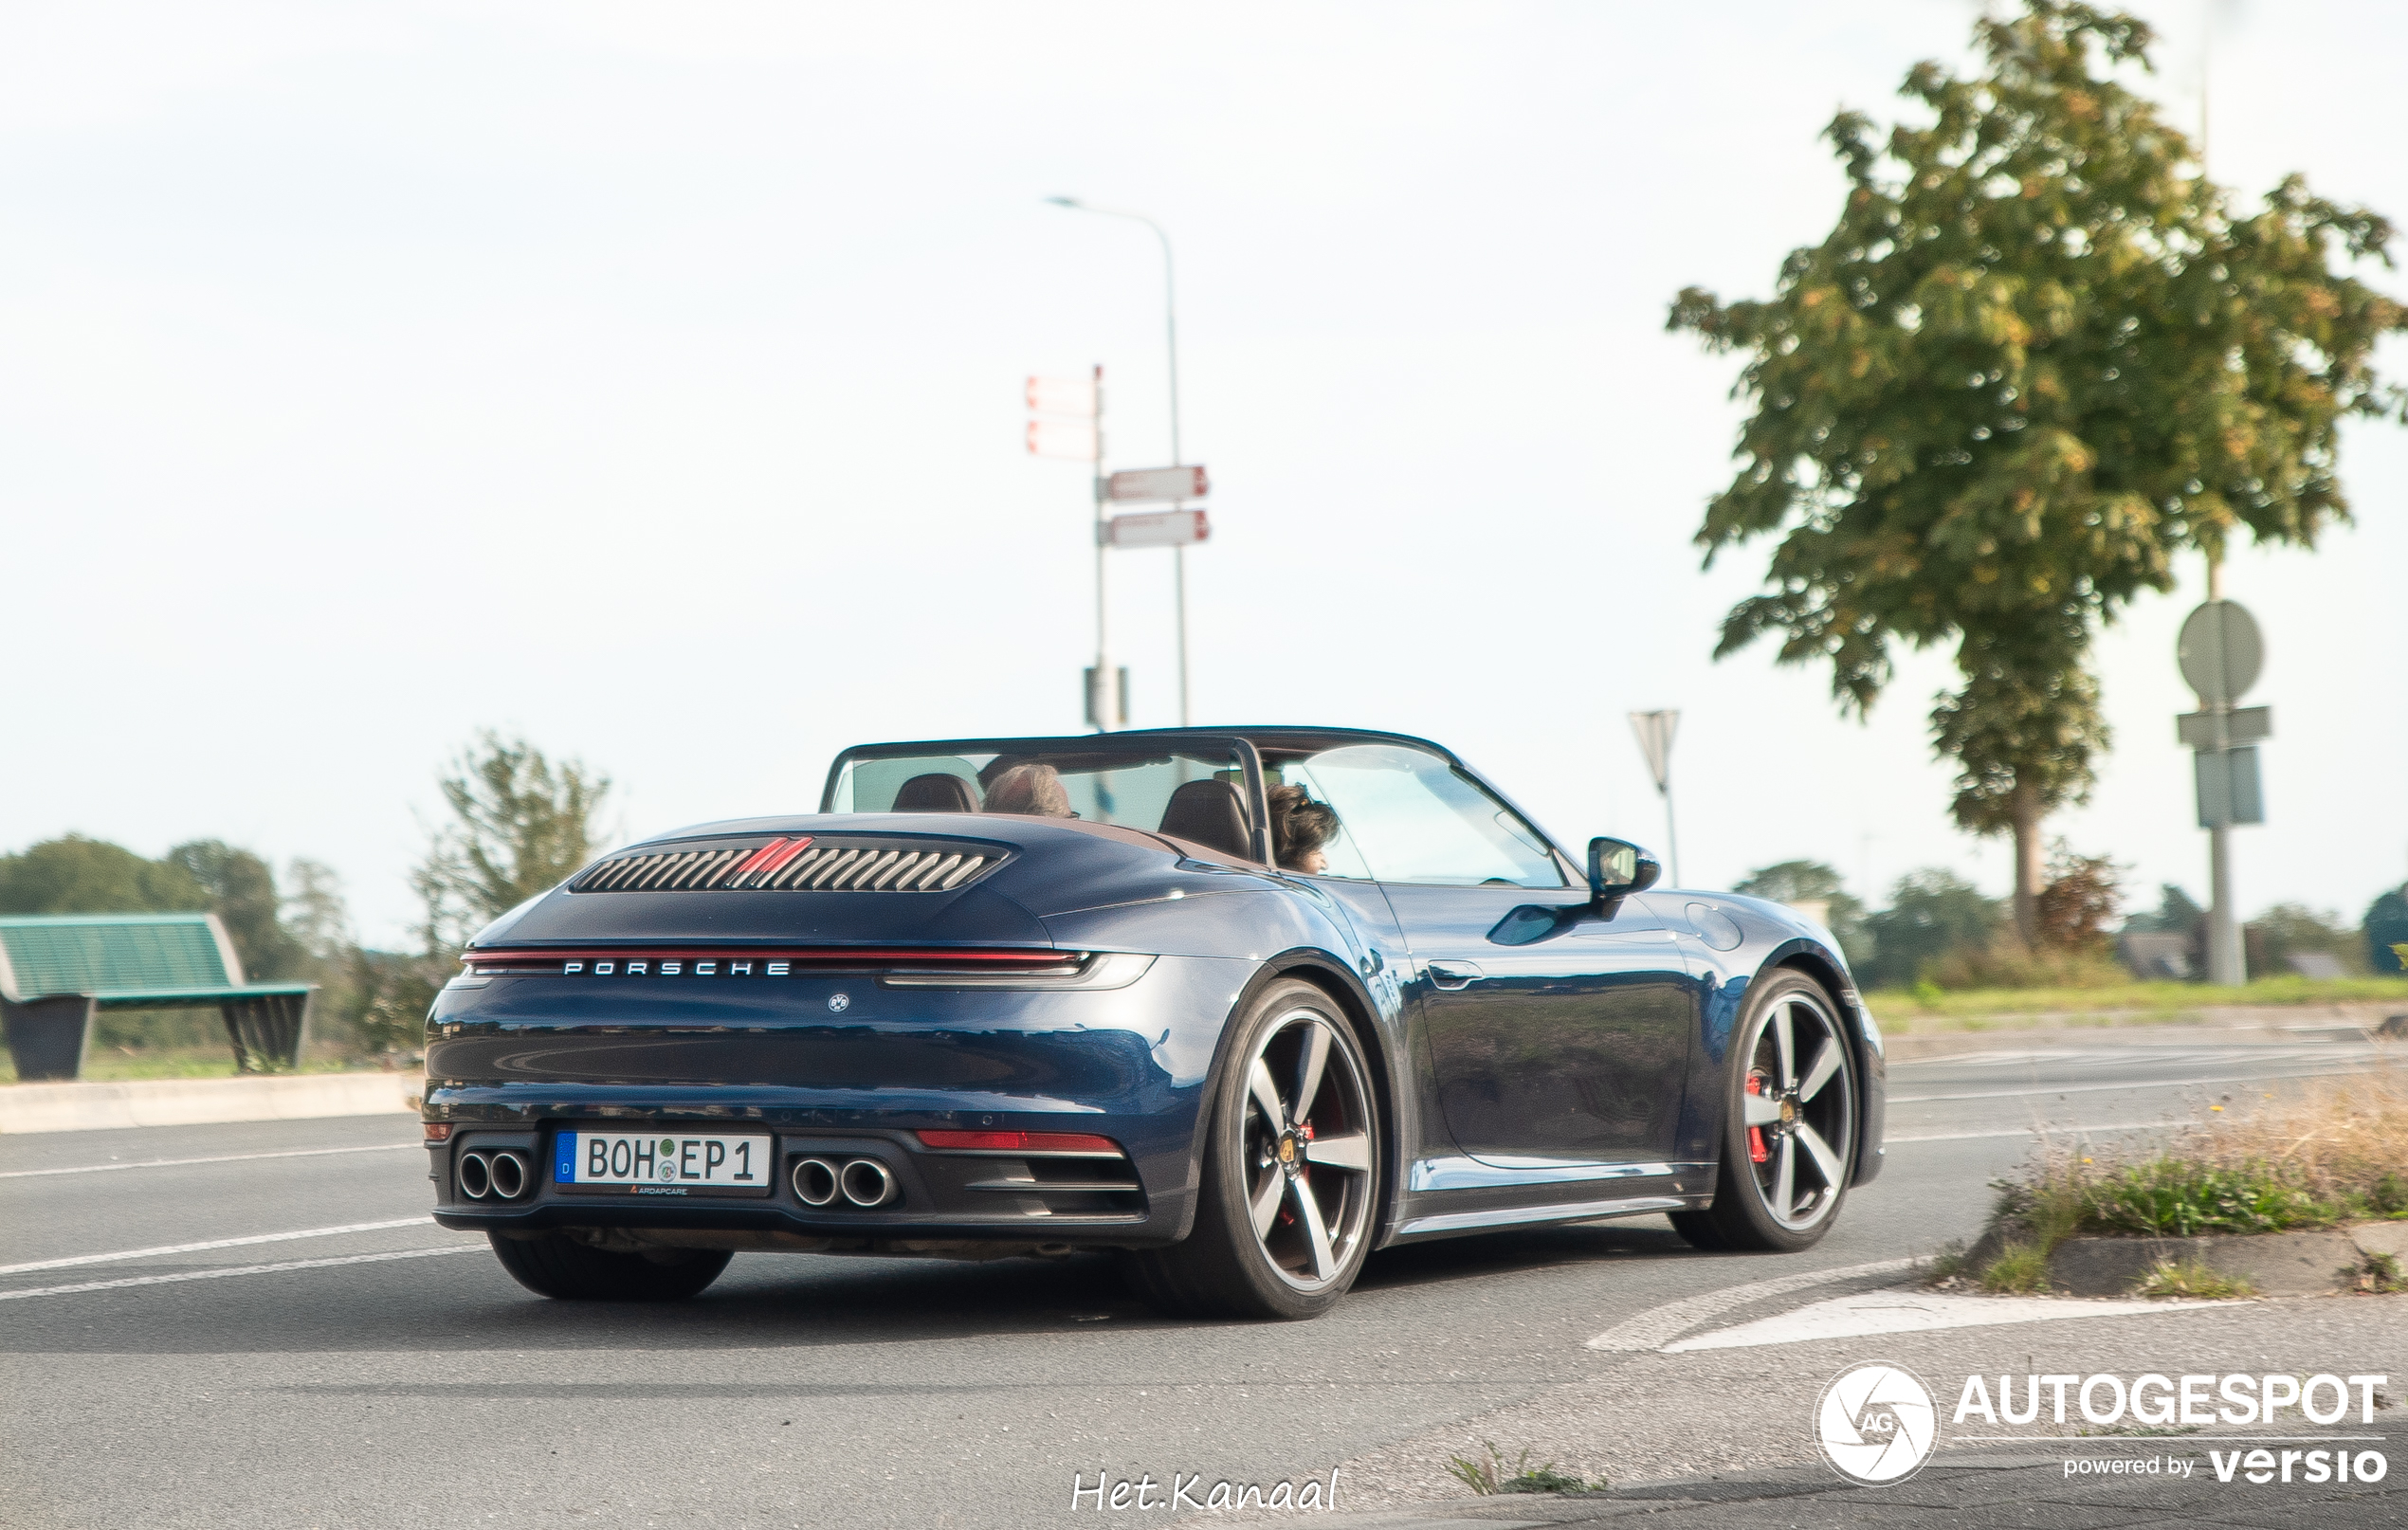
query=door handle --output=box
[1427,960,1484,990]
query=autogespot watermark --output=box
[1815,1366,2391,1490]
[1816,1362,1940,1484]
[1068,1466,1341,1513]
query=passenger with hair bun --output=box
[1268,783,1339,874]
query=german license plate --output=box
[554,1130,774,1196]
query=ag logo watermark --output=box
[1817,1362,1938,1485]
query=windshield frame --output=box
[819,731,1273,864]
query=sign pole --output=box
[1628,710,1681,888]
[1161,232,1190,727]
[1091,364,1111,734]
[2177,560,2267,988]
[2203,555,2235,983]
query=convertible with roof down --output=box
[424,727,1884,1319]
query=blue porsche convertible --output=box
[424,727,1884,1320]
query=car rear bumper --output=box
[420,954,1251,1248]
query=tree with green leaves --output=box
[414,733,611,950]
[167,841,307,980]
[1671,1,2404,945]
[0,834,206,915]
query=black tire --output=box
[1122,978,1380,1321]
[1671,971,1857,1254]
[486,1230,733,1301]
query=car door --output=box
[1295,743,1696,1169]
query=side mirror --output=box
[1588,836,1663,916]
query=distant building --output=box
[2116,931,2194,981]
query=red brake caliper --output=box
[1744,1074,1770,1164]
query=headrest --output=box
[1158,778,1253,861]
[891,774,978,812]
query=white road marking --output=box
[1584,1257,1916,1352]
[1897,1046,2360,1069]
[1886,1120,2188,1143]
[0,1218,434,1276]
[1663,1287,2244,1352]
[0,1244,481,1302]
[1888,1066,2367,1104]
[0,1142,418,1179]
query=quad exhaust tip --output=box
[488,1150,527,1199]
[792,1155,900,1208]
[840,1157,898,1208]
[793,1157,841,1206]
[456,1149,529,1201]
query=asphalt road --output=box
[1,1036,2395,1530]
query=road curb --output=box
[0,1073,419,1134]
[1957,1221,2405,1296]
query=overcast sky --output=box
[3,1,2400,947]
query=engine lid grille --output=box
[572,836,1003,895]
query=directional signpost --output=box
[2176,598,2270,985]
[1102,465,1210,548]
[1101,508,1209,549]
[1092,461,1211,723]
[1106,465,1208,503]
[1027,372,1214,733]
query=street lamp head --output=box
[1044,196,1083,209]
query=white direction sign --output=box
[1025,375,1097,417]
[1102,509,1209,549]
[1105,465,1209,503]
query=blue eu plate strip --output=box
[556,1133,577,1183]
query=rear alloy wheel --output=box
[1122,978,1379,1320]
[487,1230,733,1301]
[1670,973,1856,1253]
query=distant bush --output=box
[2250,903,2365,977]
[1924,932,2126,990]
[1856,868,2000,990]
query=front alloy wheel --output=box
[1122,978,1378,1319]
[1672,972,1855,1252]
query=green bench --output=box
[0,914,318,1081]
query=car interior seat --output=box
[891,774,978,812]
[1158,779,1253,861]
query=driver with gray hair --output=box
[982,761,1073,817]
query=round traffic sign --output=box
[2177,600,2263,705]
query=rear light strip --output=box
[917,1130,1122,1156]
[460,946,1082,974]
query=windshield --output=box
[1275,743,1563,887]
[829,742,1255,854]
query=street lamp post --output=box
[1046,196,1192,725]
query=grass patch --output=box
[0,1047,379,1085]
[2134,1260,2256,1299]
[1864,974,2408,1029]
[1980,1244,2052,1294]
[1444,1442,1607,1496]
[1958,1072,2408,1287]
